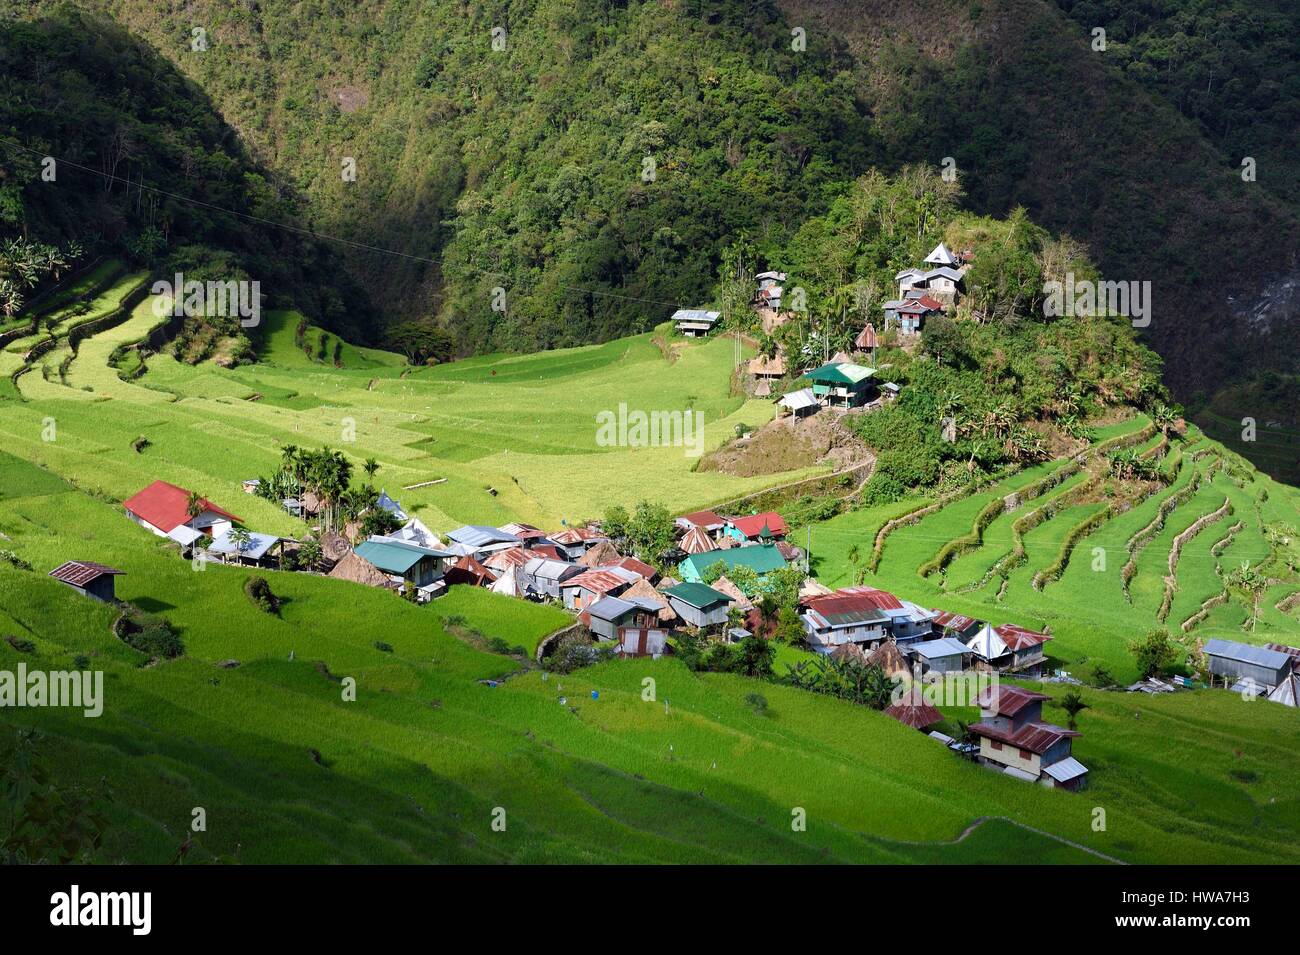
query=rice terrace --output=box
[1,0,1298,901]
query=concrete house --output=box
[969,686,1088,790]
[895,267,926,298]
[123,480,243,544]
[48,561,124,602]
[663,582,731,629]
[919,266,964,301]
[675,509,726,537]
[1203,639,1294,691]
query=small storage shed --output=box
[48,561,125,602]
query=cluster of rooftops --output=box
[39,474,1295,796]
[671,244,972,416]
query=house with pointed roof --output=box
[444,555,493,588]
[679,525,718,555]
[866,639,910,678]
[924,242,959,268]
[710,575,754,611]
[969,685,1088,790]
[123,480,243,542]
[885,688,944,730]
[620,577,676,624]
[965,623,1051,676]
[577,539,622,568]
[1268,670,1300,708]
[374,490,407,522]
[48,561,124,602]
[328,551,399,590]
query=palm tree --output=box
[185,490,206,519]
[847,543,864,586]
[363,457,380,487]
[1058,691,1089,730]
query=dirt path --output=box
[897,815,1128,864]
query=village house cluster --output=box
[672,243,971,419]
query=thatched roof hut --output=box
[328,551,396,589]
[301,490,323,516]
[679,525,717,555]
[711,575,754,610]
[320,530,352,564]
[578,540,622,567]
[884,687,943,730]
[830,642,870,666]
[866,639,910,677]
[622,577,676,623]
[656,575,681,592]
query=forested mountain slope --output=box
[3,0,1296,479]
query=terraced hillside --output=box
[2,283,1298,864]
[0,272,822,531]
[3,449,1300,864]
[805,418,1300,682]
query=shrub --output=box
[0,550,32,571]
[487,636,526,656]
[374,641,394,653]
[114,608,184,660]
[5,635,36,653]
[744,692,768,715]
[243,575,280,615]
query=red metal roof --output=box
[550,528,607,545]
[679,509,724,529]
[832,586,904,611]
[994,624,1052,651]
[609,555,656,579]
[729,512,787,538]
[563,569,629,594]
[529,544,565,560]
[122,480,242,533]
[855,324,877,349]
[48,560,125,586]
[970,720,1078,755]
[483,547,533,571]
[931,610,978,632]
[976,684,1050,718]
[884,689,943,729]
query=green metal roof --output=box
[664,582,730,609]
[354,540,437,575]
[680,543,788,579]
[804,362,876,385]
